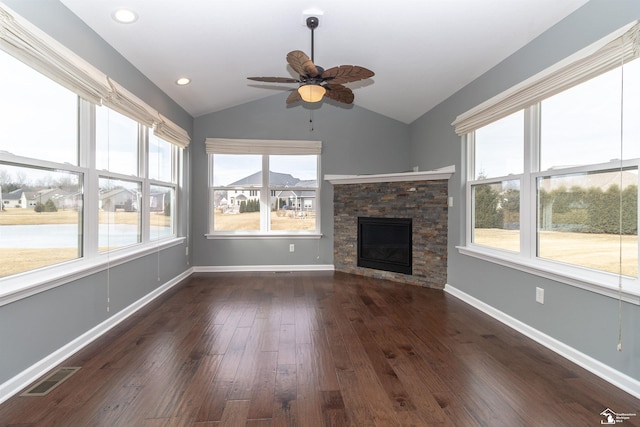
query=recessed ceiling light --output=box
[112,8,138,24]
[176,77,191,86]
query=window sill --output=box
[457,245,640,305]
[205,233,323,240]
[0,237,186,307]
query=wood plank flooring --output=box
[0,271,638,426]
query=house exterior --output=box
[1,189,23,208]
[22,188,77,210]
[219,171,316,214]
[99,188,139,212]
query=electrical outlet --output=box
[289,244,295,252]
[536,287,544,304]
[448,196,454,207]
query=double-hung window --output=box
[148,132,177,241]
[206,139,321,236]
[454,21,640,297]
[0,3,189,284]
[0,47,85,277]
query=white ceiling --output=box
[59,0,588,124]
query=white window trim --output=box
[0,237,185,307]
[464,122,640,304]
[462,115,640,305]
[456,22,640,304]
[0,6,187,303]
[457,244,640,305]
[206,138,322,238]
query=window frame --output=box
[0,89,183,306]
[0,3,190,306]
[206,141,322,238]
[462,105,640,305]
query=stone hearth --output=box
[328,168,452,289]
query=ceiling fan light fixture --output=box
[298,84,326,103]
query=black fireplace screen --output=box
[358,217,412,275]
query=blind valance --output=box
[0,2,190,148]
[452,20,640,136]
[154,113,191,148]
[205,138,322,155]
[0,3,109,104]
[104,78,158,128]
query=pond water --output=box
[0,224,171,248]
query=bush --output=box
[44,199,58,212]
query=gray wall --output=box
[192,95,410,267]
[0,0,192,385]
[409,0,640,381]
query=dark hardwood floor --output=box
[1,271,638,426]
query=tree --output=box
[44,199,58,212]
[622,185,638,235]
[474,184,503,229]
[502,188,520,225]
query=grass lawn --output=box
[0,248,79,278]
[474,228,637,277]
[0,208,171,278]
[1,208,635,279]
[214,211,316,231]
[0,208,170,226]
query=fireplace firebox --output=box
[358,217,412,275]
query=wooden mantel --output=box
[324,165,455,185]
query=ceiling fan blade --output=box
[286,50,319,77]
[247,76,300,83]
[286,90,302,104]
[321,65,374,84]
[323,84,354,104]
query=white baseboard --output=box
[193,264,335,273]
[444,283,640,400]
[0,268,193,405]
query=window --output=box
[0,3,190,298]
[0,164,83,278]
[0,43,185,281]
[206,139,321,236]
[472,111,524,252]
[457,22,640,296]
[0,51,79,165]
[0,50,84,279]
[148,133,177,241]
[96,106,140,176]
[98,177,141,251]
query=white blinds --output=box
[206,138,322,155]
[104,78,157,127]
[0,2,191,148]
[154,113,191,149]
[452,21,640,136]
[0,4,110,104]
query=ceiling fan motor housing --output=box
[306,16,319,29]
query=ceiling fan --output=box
[247,16,374,105]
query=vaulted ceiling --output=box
[60,0,588,124]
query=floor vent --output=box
[21,367,81,397]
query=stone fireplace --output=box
[327,167,453,289]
